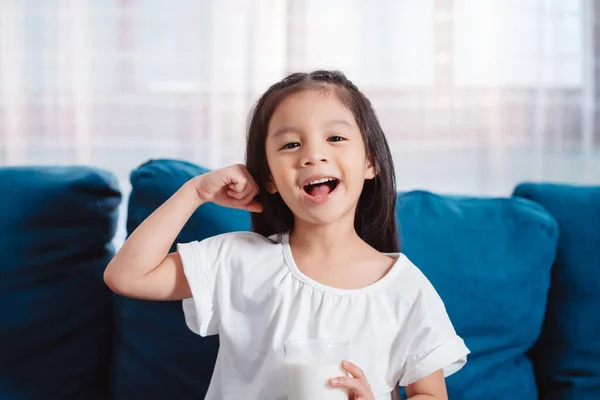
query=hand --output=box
[330,360,375,400]
[192,164,263,213]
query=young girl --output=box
[104,70,469,399]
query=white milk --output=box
[286,362,348,400]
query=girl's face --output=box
[265,90,376,227]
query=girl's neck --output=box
[289,218,364,258]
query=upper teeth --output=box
[307,178,336,186]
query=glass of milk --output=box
[284,339,349,400]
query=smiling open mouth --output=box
[302,178,340,197]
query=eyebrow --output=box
[271,119,353,138]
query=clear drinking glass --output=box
[284,339,349,400]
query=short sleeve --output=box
[177,236,225,337]
[398,278,470,387]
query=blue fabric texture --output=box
[396,191,558,400]
[0,166,121,399]
[112,159,250,400]
[513,183,600,399]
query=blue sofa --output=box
[1,160,599,400]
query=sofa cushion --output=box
[513,183,600,399]
[112,159,250,399]
[0,166,121,399]
[397,191,558,400]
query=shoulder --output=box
[178,231,283,267]
[182,231,275,251]
[384,254,448,314]
[393,254,438,295]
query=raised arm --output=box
[103,164,261,301]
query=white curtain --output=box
[1,0,598,198]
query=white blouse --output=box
[178,232,469,399]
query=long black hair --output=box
[245,70,399,253]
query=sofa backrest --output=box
[0,166,121,399]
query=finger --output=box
[234,199,263,213]
[232,189,258,206]
[239,175,260,199]
[225,168,249,193]
[341,360,367,381]
[227,177,255,198]
[329,376,367,395]
[236,190,257,205]
[228,181,249,194]
[227,186,252,200]
[232,188,262,212]
[236,172,259,195]
[238,165,260,195]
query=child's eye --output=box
[328,136,346,142]
[280,142,300,150]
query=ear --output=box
[365,157,377,180]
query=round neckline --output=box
[279,233,406,296]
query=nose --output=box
[300,141,329,167]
